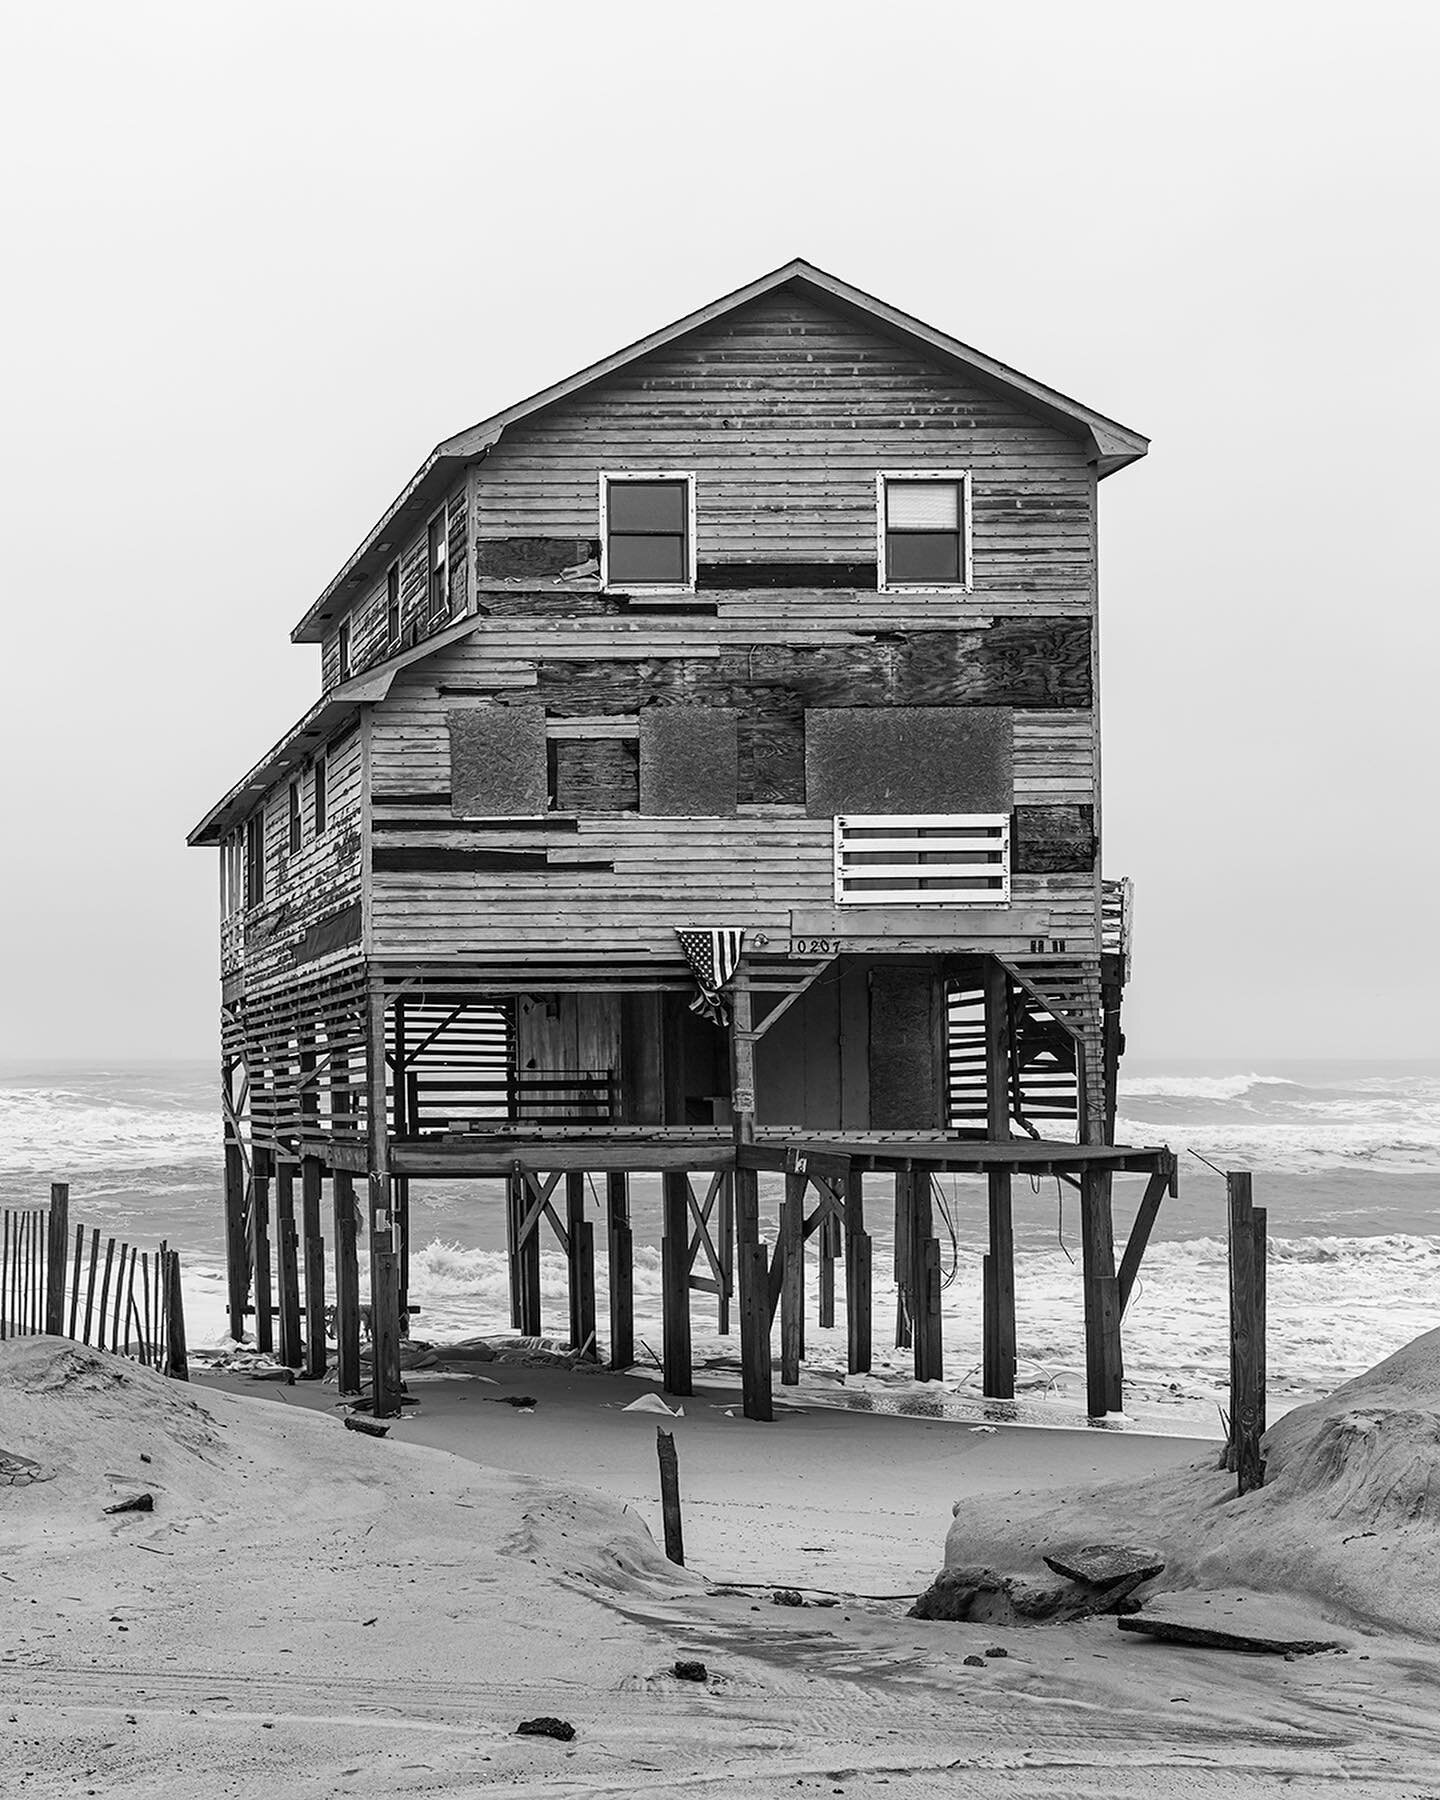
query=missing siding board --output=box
[474,537,601,580]
[293,900,362,965]
[550,737,640,813]
[1012,804,1097,873]
[372,846,549,873]
[696,561,879,590]
[448,705,548,816]
[805,708,1013,817]
[639,707,739,816]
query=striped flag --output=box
[676,928,745,1025]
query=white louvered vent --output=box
[834,814,1010,906]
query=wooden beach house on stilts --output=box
[189,260,1175,1422]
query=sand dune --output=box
[4,1338,1440,1796]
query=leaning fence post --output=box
[656,1426,685,1566]
[166,1252,190,1381]
[46,1184,69,1335]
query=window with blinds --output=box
[601,473,695,589]
[834,814,1009,905]
[878,471,971,588]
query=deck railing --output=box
[1101,876,1134,983]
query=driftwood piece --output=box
[343,1415,390,1438]
[1117,1591,1343,1655]
[104,1493,155,1515]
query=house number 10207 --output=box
[793,937,836,956]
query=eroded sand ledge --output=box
[3,1337,1439,1797]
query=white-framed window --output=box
[600,472,696,591]
[876,471,972,591]
[834,814,1009,905]
[427,510,449,620]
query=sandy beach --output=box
[6,1337,1440,1797]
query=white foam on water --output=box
[1120,1073,1298,1102]
[0,1084,219,1174]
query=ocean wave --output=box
[1113,1113,1440,1174]
[0,1085,220,1174]
[1119,1073,1298,1102]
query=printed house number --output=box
[792,937,836,955]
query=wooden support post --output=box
[1080,1164,1123,1418]
[818,1208,838,1330]
[223,1134,248,1342]
[505,1172,524,1330]
[165,1251,189,1381]
[606,1172,634,1369]
[45,1182,69,1336]
[251,1160,273,1355]
[565,1172,586,1351]
[1228,1173,1267,1494]
[574,1220,597,1360]
[656,1427,685,1566]
[367,987,403,1419]
[660,1171,693,1396]
[508,1170,542,1337]
[893,1175,913,1349]
[332,1170,361,1395]
[739,1239,773,1421]
[717,1172,734,1336]
[301,1157,327,1378]
[902,1171,943,1381]
[779,1173,805,1384]
[919,1236,943,1381]
[982,958,1016,1399]
[275,1165,302,1368]
[844,1172,872,1375]
[730,975,772,1421]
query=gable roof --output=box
[291,258,1149,643]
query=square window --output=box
[880,474,969,588]
[603,475,693,589]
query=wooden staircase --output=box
[947,957,1104,1138]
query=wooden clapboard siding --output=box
[225,726,365,989]
[321,481,469,690]
[1014,711,1095,804]
[475,292,1093,580]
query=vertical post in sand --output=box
[729,973,772,1422]
[660,1171,693,1397]
[982,958,1016,1398]
[68,1223,84,1341]
[892,1176,913,1349]
[1228,1172,1266,1495]
[275,1164,303,1369]
[82,1229,100,1346]
[655,1427,685,1566]
[843,1173,872,1375]
[366,985,403,1420]
[165,1251,190,1381]
[332,1170,362,1396]
[301,1157,327,1378]
[251,1156,274,1355]
[606,1172,634,1369]
[779,1172,805,1385]
[565,1172,595,1355]
[222,1056,249,1343]
[45,1183,69,1336]
[1080,1163,1123,1418]
[904,1172,943,1382]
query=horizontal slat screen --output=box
[834,813,1009,905]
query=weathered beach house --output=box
[189,260,1173,1421]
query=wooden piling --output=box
[779,1175,805,1385]
[818,1209,839,1330]
[660,1171,693,1397]
[656,1427,685,1566]
[738,1239,773,1421]
[892,1175,913,1349]
[370,1240,403,1417]
[843,1173,872,1375]
[606,1172,634,1370]
[301,1157,327,1377]
[1228,1172,1266,1494]
[982,958,1017,1399]
[903,1173,943,1382]
[332,1170,361,1394]
[251,1164,273,1355]
[565,1172,587,1351]
[275,1164,303,1368]
[1080,1165,1123,1417]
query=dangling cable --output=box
[1056,1176,1074,1265]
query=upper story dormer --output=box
[295,260,1145,698]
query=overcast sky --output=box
[1,0,1435,1062]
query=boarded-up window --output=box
[448,705,547,816]
[639,707,738,816]
[804,707,1012,817]
[549,737,639,812]
[1012,804,1097,873]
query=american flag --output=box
[676,927,745,1025]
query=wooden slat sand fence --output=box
[0,1182,188,1380]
